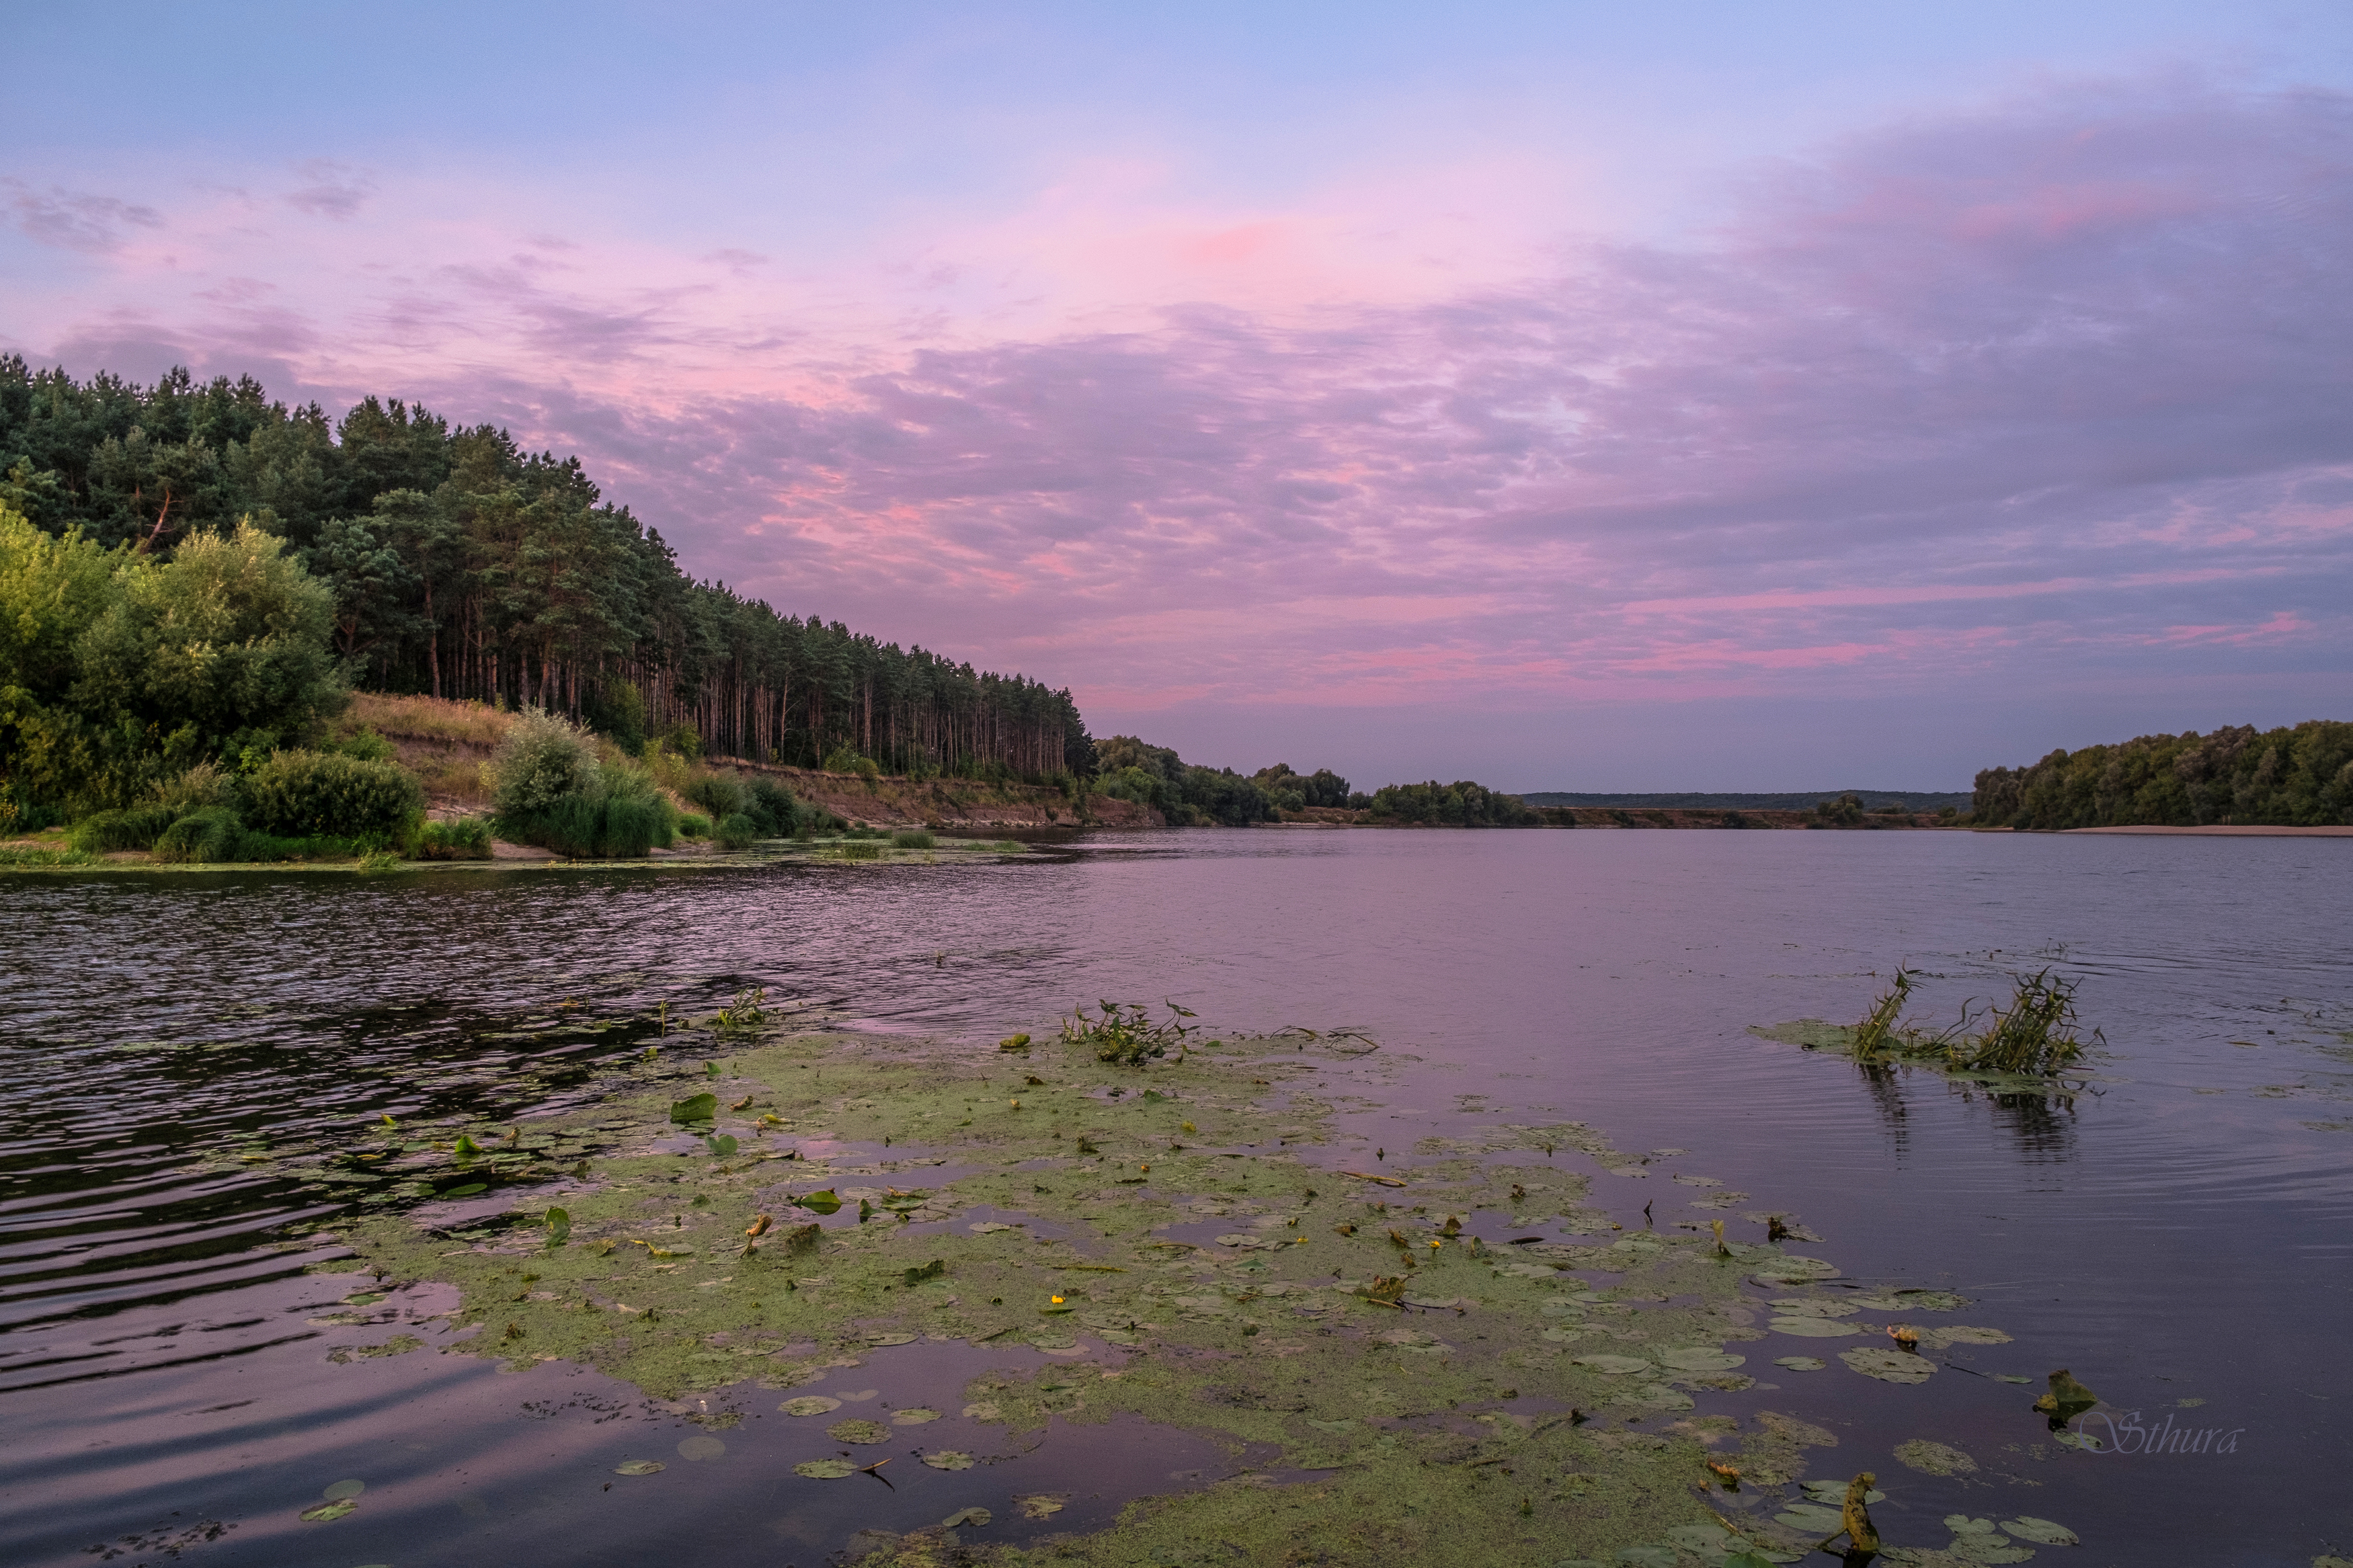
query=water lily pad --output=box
[1749,1255,1840,1283]
[612,1460,666,1475]
[1772,1356,1826,1370]
[676,1436,727,1460]
[1654,1347,1745,1371]
[826,1418,889,1444]
[298,1499,357,1523]
[1629,1383,1694,1411]
[1572,1354,1654,1375]
[1841,1346,1936,1384]
[1895,1439,1977,1476]
[1615,1548,1677,1568]
[1923,1325,2011,1347]
[793,1458,855,1479]
[1663,1525,1732,1553]
[961,1401,1002,1421]
[922,1450,977,1470]
[1773,1503,1847,1532]
[1768,1296,1860,1318]
[2000,1517,2078,1546]
[1014,1493,1069,1519]
[320,1479,366,1500]
[891,1407,943,1425]
[1802,1481,1886,1505]
[779,1396,841,1415]
[669,1093,717,1124]
[1771,1315,1861,1337]
[797,1189,842,1214]
[943,1506,992,1528]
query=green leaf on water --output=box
[2001,1517,2079,1546]
[1570,1354,1653,1375]
[452,1134,483,1158]
[1841,1346,1936,1384]
[705,1060,720,1078]
[442,1183,487,1197]
[921,1450,977,1471]
[612,1460,665,1475]
[704,1134,738,1156]
[1654,1347,1745,1371]
[298,1499,358,1522]
[544,1207,570,1245]
[1771,1356,1827,1371]
[797,1189,842,1214]
[669,1093,717,1124]
[891,1407,942,1426]
[826,1419,889,1444]
[793,1458,855,1479]
[943,1507,992,1528]
[779,1396,842,1415]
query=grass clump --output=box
[833,840,883,860]
[1841,966,2093,1077]
[69,804,177,853]
[890,828,936,849]
[676,811,713,839]
[1058,1000,1197,1067]
[714,813,758,850]
[415,816,493,860]
[0,844,97,868]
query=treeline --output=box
[0,360,1090,780]
[1091,736,1534,827]
[1972,722,2353,829]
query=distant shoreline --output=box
[2060,825,2353,837]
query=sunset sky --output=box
[7,2,2350,790]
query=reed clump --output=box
[890,828,936,849]
[1847,966,2093,1076]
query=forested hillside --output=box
[1972,722,2353,828]
[0,360,1089,778]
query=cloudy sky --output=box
[7,2,2350,790]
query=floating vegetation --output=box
[1753,966,2099,1081]
[308,1012,2065,1567]
[717,987,769,1032]
[2033,1368,2100,1426]
[1058,1000,1197,1066]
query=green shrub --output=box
[491,708,600,817]
[153,807,248,864]
[745,778,800,835]
[145,761,235,819]
[337,727,396,763]
[417,817,493,860]
[676,811,713,839]
[239,749,424,839]
[890,828,936,849]
[715,812,758,850]
[69,804,178,852]
[834,840,883,860]
[685,772,749,820]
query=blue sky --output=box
[7,3,2351,788]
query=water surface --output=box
[3,829,2347,1565]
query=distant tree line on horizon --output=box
[0,360,1090,784]
[1090,735,1537,827]
[1971,721,2353,829]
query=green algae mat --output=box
[312,1020,2071,1567]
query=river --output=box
[2,829,2346,1566]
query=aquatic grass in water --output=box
[1058,999,1197,1065]
[890,828,936,849]
[1759,967,2096,1079]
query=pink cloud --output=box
[3,77,2348,729]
